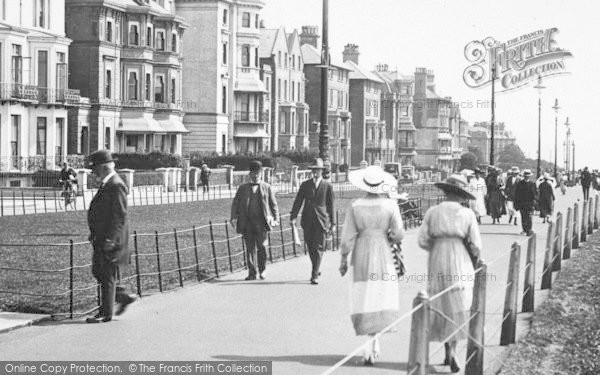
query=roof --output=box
[259,28,279,58]
[426,88,441,99]
[300,44,352,70]
[345,60,384,83]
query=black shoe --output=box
[116,295,137,316]
[508,215,513,224]
[310,278,319,285]
[86,315,112,323]
[450,357,460,373]
[443,343,451,365]
[245,275,256,281]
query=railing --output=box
[233,111,268,122]
[0,155,65,173]
[323,195,600,375]
[0,83,80,104]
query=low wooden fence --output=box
[323,195,600,375]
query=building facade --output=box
[469,121,516,165]
[66,0,188,156]
[300,26,352,166]
[373,64,416,167]
[344,45,389,166]
[412,67,455,172]
[0,0,81,172]
[177,0,268,155]
[259,26,309,151]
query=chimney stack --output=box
[376,63,389,72]
[300,25,320,48]
[343,44,360,64]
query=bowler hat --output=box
[87,150,116,167]
[249,160,263,172]
[309,158,325,170]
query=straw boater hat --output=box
[309,158,325,170]
[510,166,520,174]
[522,169,533,177]
[348,165,398,195]
[434,174,475,200]
[460,169,475,177]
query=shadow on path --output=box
[213,354,407,371]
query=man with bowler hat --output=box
[290,158,335,285]
[230,160,279,280]
[86,150,136,323]
[514,169,538,236]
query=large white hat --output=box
[348,166,398,195]
[460,169,475,177]
[434,174,475,200]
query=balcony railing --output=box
[0,83,81,104]
[0,155,66,172]
[234,111,268,123]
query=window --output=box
[171,33,177,52]
[279,112,285,133]
[81,127,89,155]
[156,31,165,51]
[292,54,295,69]
[241,45,250,67]
[255,47,259,67]
[145,134,152,152]
[56,118,64,162]
[11,44,22,84]
[242,12,250,28]
[37,0,45,28]
[222,9,228,25]
[277,79,281,100]
[105,70,112,98]
[401,105,409,117]
[291,84,295,102]
[171,78,176,103]
[221,134,226,154]
[128,72,138,100]
[170,135,176,153]
[56,52,66,91]
[1,0,5,20]
[222,86,227,113]
[154,75,164,102]
[297,82,301,102]
[129,24,139,45]
[104,127,111,150]
[278,51,281,66]
[284,53,288,68]
[146,27,152,47]
[106,21,113,42]
[298,56,301,71]
[37,51,48,88]
[240,94,249,116]
[11,115,20,168]
[255,14,259,28]
[284,81,288,101]
[145,73,151,101]
[36,117,46,155]
[222,42,227,64]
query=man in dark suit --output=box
[581,166,592,200]
[514,169,538,236]
[290,158,335,285]
[230,161,279,281]
[505,166,521,226]
[86,150,136,323]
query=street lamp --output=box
[552,99,560,179]
[533,75,546,178]
[318,0,330,162]
[490,66,496,166]
[572,140,576,180]
[564,117,571,181]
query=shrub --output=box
[95,152,184,170]
[189,152,274,171]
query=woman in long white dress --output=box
[418,174,482,373]
[468,168,487,224]
[340,166,405,365]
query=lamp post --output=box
[552,99,560,179]
[318,0,330,162]
[490,66,496,166]
[572,140,576,180]
[564,117,570,181]
[533,75,546,178]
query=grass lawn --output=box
[0,187,443,316]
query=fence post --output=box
[145,187,149,206]
[154,231,163,292]
[595,195,599,230]
[21,189,25,214]
[81,187,86,210]
[192,225,201,281]
[500,242,521,345]
[131,188,135,207]
[553,213,563,271]
[581,200,588,243]
[573,203,580,249]
[541,222,554,290]
[407,291,430,375]
[522,234,536,313]
[279,214,286,260]
[133,231,142,297]
[588,198,594,235]
[69,240,74,319]
[33,191,37,214]
[466,261,487,375]
[1,190,4,216]
[564,207,572,259]
[13,190,16,215]
[224,220,233,273]
[173,229,184,288]
[160,186,163,205]
[209,221,220,278]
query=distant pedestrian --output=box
[200,163,211,193]
[505,167,521,225]
[290,158,335,285]
[230,161,279,281]
[86,150,136,323]
[514,169,538,236]
[418,174,482,373]
[581,167,592,200]
[468,168,487,224]
[339,165,404,365]
[538,173,555,223]
[560,174,567,195]
[487,169,506,224]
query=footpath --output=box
[0,188,586,375]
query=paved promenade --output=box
[0,187,588,374]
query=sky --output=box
[261,0,599,170]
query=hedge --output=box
[100,152,183,170]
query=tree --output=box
[459,152,478,171]
[497,144,526,170]
[468,146,484,165]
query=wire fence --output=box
[0,196,439,318]
[322,194,600,375]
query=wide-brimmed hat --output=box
[249,160,263,172]
[522,169,533,177]
[474,168,482,174]
[309,158,325,170]
[348,166,397,195]
[87,150,117,167]
[434,174,475,200]
[510,166,520,174]
[460,169,475,177]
